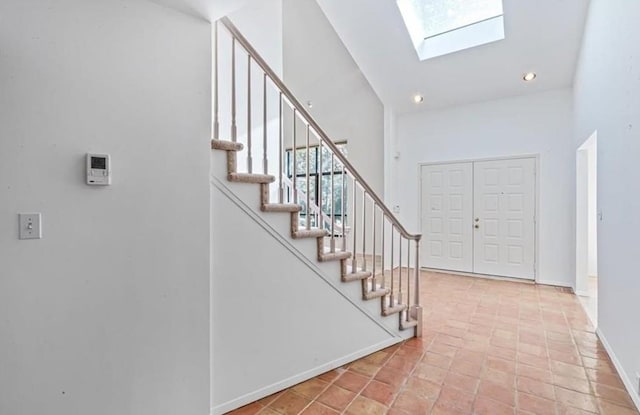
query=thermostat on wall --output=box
[86,153,111,185]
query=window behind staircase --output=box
[285,143,348,232]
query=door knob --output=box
[475,218,480,222]
[474,224,479,229]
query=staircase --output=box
[213,17,423,337]
[210,16,425,414]
[212,137,420,333]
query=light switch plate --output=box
[19,213,42,240]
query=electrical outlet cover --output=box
[19,213,42,240]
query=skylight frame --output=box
[423,13,503,40]
[397,0,506,61]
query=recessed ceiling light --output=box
[413,94,424,104]
[523,72,537,82]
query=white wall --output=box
[150,0,251,21]
[573,0,640,407]
[282,0,385,195]
[229,0,283,76]
[0,1,211,414]
[395,89,575,286]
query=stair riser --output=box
[290,212,300,233]
[341,272,371,283]
[212,145,230,177]
[227,150,237,174]
[381,298,407,316]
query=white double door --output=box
[420,158,536,280]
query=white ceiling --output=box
[315,0,590,113]
[149,0,250,21]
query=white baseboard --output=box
[210,338,402,415]
[535,279,573,288]
[421,268,571,289]
[422,268,535,284]
[596,328,640,411]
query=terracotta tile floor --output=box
[227,271,639,415]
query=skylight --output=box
[397,0,505,61]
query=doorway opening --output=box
[576,131,598,326]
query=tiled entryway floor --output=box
[228,271,639,415]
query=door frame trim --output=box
[417,154,540,282]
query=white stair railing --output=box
[214,17,423,330]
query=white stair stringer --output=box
[210,145,416,415]
[211,148,417,338]
[210,179,410,341]
[211,178,405,414]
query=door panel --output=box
[420,163,473,272]
[473,158,536,279]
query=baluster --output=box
[415,239,421,309]
[318,140,323,231]
[390,225,395,306]
[278,93,283,203]
[292,109,297,204]
[406,238,411,321]
[313,142,318,227]
[231,37,237,142]
[362,192,367,273]
[381,215,385,290]
[342,165,346,252]
[398,231,403,307]
[330,153,335,253]
[247,55,252,173]
[306,124,311,230]
[372,204,376,283]
[213,21,219,140]
[352,176,357,271]
[263,74,268,175]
